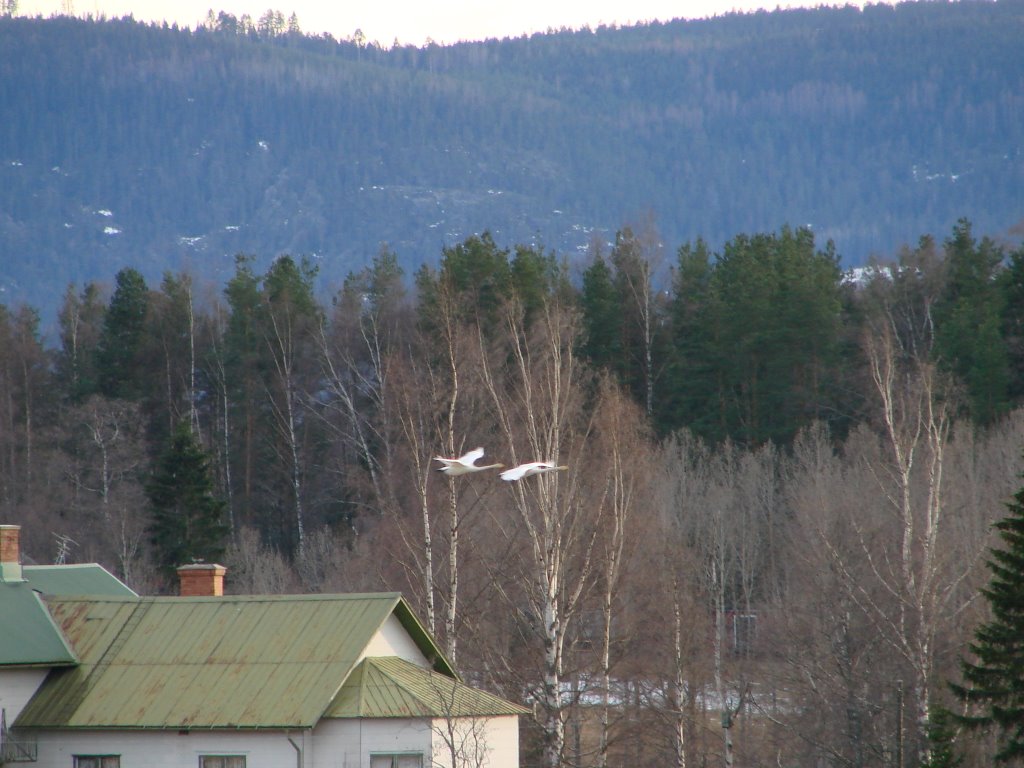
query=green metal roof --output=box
[0,583,77,667]
[325,657,529,719]
[22,564,136,597]
[14,593,452,730]
[0,563,134,667]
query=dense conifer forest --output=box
[1,1,1023,324]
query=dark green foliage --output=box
[147,420,228,578]
[416,233,511,341]
[95,268,151,400]
[921,708,964,768]
[934,219,1009,425]
[417,234,569,340]
[662,239,719,436]
[510,244,565,327]
[339,247,407,320]
[579,253,620,371]
[663,227,843,445]
[222,254,324,551]
[999,245,1024,409]
[263,255,320,321]
[951,468,1024,762]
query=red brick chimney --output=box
[1,524,24,582]
[176,563,227,596]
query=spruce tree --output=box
[95,267,150,400]
[921,707,964,768]
[147,420,228,580]
[950,469,1024,762]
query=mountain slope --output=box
[1,2,1022,323]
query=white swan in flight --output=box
[499,461,569,481]
[434,447,504,476]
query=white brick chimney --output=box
[0,524,24,582]
[177,563,227,596]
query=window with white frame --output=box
[74,755,120,768]
[199,755,246,768]
[369,754,423,768]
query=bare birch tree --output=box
[478,296,604,768]
[611,219,667,418]
[257,256,321,561]
[658,431,778,767]
[590,377,647,768]
[786,321,992,764]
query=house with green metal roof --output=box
[0,525,528,768]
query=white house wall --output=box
[357,616,428,667]
[15,704,517,768]
[429,715,520,768]
[312,718,432,768]
[28,729,306,768]
[0,668,49,723]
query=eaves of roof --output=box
[22,564,137,598]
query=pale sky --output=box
[15,0,833,47]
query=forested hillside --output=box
[1,1,1023,325]
[3,217,1024,764]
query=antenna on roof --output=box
[53,533,77,565]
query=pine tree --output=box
[950,469,1024,762]
[147,421,228,580]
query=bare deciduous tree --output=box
[478,296,604,768]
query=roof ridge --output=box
[46,591,404,603]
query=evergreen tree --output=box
[95,268,151,400]
[950,467,1024,762]
[921,707,964,768]
[668,227,842,446]
[147,420,228,579]
[999,244,1024,409]
[510,243,564,328]
[420,233,512,331]
[663,238,720,438]
[579,252,620,371]
[933,219,1009,425]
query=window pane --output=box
[396,756,422,768]
[369,757,393,768]
[202,756,244,768]
[76,755,119,768]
